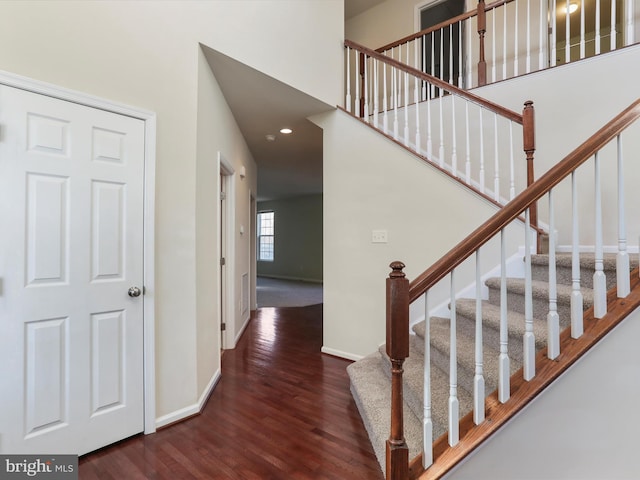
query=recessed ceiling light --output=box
[265,134,276,142]
[280,128,293,134]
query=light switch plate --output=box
[372,230,388,243]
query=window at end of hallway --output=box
[257,211,274,262]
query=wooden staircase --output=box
[346,99,640,479]
[348,253,638,475]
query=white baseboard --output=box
[233,312,252,347]
[155,369,221,429]
[321,346,363,361]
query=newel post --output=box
[523,100,540,247]
[386,261,410,480]
[477,0,487,87]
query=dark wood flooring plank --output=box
[79,304,383,480]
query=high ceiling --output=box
[204,0,385,202]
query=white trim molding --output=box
[154,369,221,430]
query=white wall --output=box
[312,109,525,359]
[447,305,640,479]
[0,0,343,422]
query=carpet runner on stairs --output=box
[347,253,638,472]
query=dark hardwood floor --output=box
[79,304,384,479]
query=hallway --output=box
[79,304,383,479]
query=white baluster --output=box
[571,170,584,338]
[514,0,519,76]
[611,0,617,50]
[503,7,508,80]
[465,102,471,184]
[617,135,630,297]
[474,250,485,425]
[404,46,410,146]
[539,0,545,69]
[492,9,497,83]
[449,25,454,85]
[438,89,445,167]
[524,208,535,381]
[566,0,571,64]
[493,113,500,201]
[626,0,635,46]
[458,21,463,87]
[580,0,586,59]
[345,47,351,112]
[596,0,601,55]
[373,59,379,128]
[467,17,473,87]
[423,291,433,468]
[431,33,436,95]
[426,82,433,158]
[451,95,457,175]
[415,45,421,152]
[422,34,428,100]
[499,229,510,403]
[593,152,607,318]
[383,63,388,134]
[364,55,369,122]
[393,66,399,140]
[526,0,531,72]
[355,50,360,116]
[479,109,485,193]
[449,271,459,446]
[550,0,557,67]
[415,80,421,153]
[509,122,515,200]
[547,189,560,359]
[440,28,445,83]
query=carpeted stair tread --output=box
[452,298,548,358]
[347,351,423,471]
[378,335,472,435]
[413,316,521,394]
[485,277,593,321]
[530,253,637,290]
[485,277,594,305]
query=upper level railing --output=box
[385,98,640,480]
[376,0,638,89]
[344,40,537,226]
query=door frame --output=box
[0,69,157,435]
[218,151,236,349]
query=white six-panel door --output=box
[0,84,145,455]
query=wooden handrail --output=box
[408,98,640,303]
[344,39,524,124]
[375,0,516,54]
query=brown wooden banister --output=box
[344,39,523,124]
[409,97,640,302]
[375,0,514,54]
[375,10,478,54]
